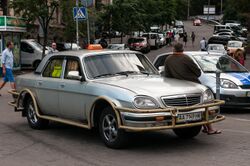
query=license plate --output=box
[177,112,202,123]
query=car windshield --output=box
[193,55,247,73]
[84,53,158,79]
[228,41,242,47]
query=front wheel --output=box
[25,98,49,129]
[173,125,202,139]
[99,107,128,149]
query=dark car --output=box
[208,36,242,45]
[128,37,150,53]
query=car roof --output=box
[35,50,140,74]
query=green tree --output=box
[11,0,59,57]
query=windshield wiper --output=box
[114,71,138,76]
[140,70,151,76]
[93,73,115,78]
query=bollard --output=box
[216,70,221,113]
[216,70,221,100]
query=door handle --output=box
[60,84,65,88]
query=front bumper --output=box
[220,94,250,107]
[116,100,225,131]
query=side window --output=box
[64,59,82,80]
[21,42,34,53]
[43,58,64,78]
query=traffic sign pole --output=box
[76,0,79,50]
[85,0,90,45]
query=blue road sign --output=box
[73,7,87,21]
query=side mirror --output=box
[67,71,82,81]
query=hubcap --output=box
[27,103,38,124]
[102,114,118,142]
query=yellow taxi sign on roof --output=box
[87,44,103,50]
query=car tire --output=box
[25,98,49,129]
[173,125,202,139]
[99,107,128,149]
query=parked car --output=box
[128,37,150,53]
[193,19,201,26]
[141,33,161,49]
[206,44,227,54]
[227,40,247,59]
[153,51,250,108]
[158,33,166,46]
[213,32,235,37]
[208,36,242,46]
[174,20,184,29]
[214,25,232,34]
[20,39,48,69]
[9,49,224,148]
[107,44,129,50]
[213,29,234,35]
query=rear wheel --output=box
[173,125,202,139]
[99,107,128,149]
[25,98,49,129]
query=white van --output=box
[21,39,48,69]
[141,33,160,49]
[214,25,232,33]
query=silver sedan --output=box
[9,49,224,148]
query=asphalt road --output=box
[0,21,250,166]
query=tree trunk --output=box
[42,28,48,58]
[120,32,123,44]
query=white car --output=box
[21,39,48,69]
[154,51,250,108]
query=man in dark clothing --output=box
[164,43,221,135]
[164,43,201,83]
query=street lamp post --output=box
[187,0,190,20]
[76,0,79,50]
[207,0,210,21]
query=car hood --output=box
[93,75,206,98]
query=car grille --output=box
[162,95,201,107]
[240,85,250,89]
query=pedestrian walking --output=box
[191,31,195,47]
[0,41,16,96]
[183,32,188,47]
[200,37,207,51]
[48,42,59,54]
[164,43,221,135]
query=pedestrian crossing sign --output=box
[73,7,87,21]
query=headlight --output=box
[220,79,238,89]
[202,89,214,103]
[133,96,159,109]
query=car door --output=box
[20,41,35,65]
[58,57,87,121]
[35,56,65,116]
